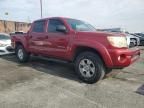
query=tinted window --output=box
[0,35,10,40]
[32,21,45,33]
[48,19,65,33]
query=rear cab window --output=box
[32,20,46,33]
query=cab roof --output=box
[34,17,73,22]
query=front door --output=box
[46,19,70,59]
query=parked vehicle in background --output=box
[125,33,140,47]
[135,33,144,37]
[133,33,144,46]
[0,33,14,55]
[126,34,140,48]
[10,31,24,35]
[10,17,140,83]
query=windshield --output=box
[66,19,96,32]
[0,35,10,40]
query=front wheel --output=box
[16,45,30,63]
[75,52,105,84]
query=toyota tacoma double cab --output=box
[11,17,140,83]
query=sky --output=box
[0,0,144,32]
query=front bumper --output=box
[108,47,140,68]
[0,46,14,55]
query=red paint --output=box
[11,17,140,68]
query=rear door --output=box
[46,19,70,59]
[29,20,48,54]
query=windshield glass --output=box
[66,19,96,32]
[0,35,10,40]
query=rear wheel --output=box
[16,45,30,63]
[75,52,105,84]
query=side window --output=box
[32,21,45,33]
[48,19,65,33]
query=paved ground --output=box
[0,48,144,108]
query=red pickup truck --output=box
[11,17,140,83]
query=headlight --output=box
[0,43,7,47]
[107,36,128,48]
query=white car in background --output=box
[0,33,14,55]
[126,33,140,48]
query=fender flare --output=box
[68,40,113,67]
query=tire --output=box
[105,68,112,74]
[75,52,105,84]
[15,45,30,63]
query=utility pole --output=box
[40,0,43,18]
[4,12,9,33]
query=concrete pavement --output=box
[0,49,144,108]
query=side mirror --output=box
[56,25,67,33]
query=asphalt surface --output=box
[0,48,144,108]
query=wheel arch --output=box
[15,41,23,51]
[15,41,23,47]
[15,41,28,52]
[73,46,105,66]
[72,44,113,68]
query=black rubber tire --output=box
[75,52,105,84]
[15,45,30,63]
[105,68,112,74]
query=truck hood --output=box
[76,31,125,37]
[75,31,127,48]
